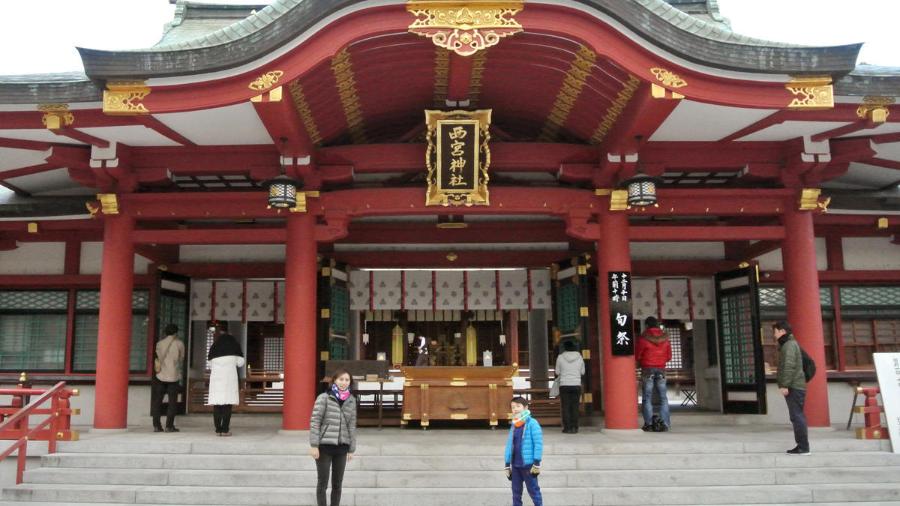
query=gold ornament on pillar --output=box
[392,323,405,367]
[465,322,477,366]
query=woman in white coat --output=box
[206,327,245,436]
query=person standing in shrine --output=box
[773,321,810,455]
[206,325,245,436]
[151,324,185,432]
[504,396,543,506]
[636,316,672,431]
[555,339,585,433]
[414,335,429,366]
[309,369,358,506]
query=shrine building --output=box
[0,0,899,432]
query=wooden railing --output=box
[0,381,79,484]
[188,369,285,413]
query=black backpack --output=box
[800,347,816,382]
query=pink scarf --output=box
[331,384,350,401]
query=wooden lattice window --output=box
[72,290,150,373]
[842,319,875,369]
[263,337,284,371]
[0,291,68,371]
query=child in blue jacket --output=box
[504,396,543,506]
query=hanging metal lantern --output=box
[264,175,303,209]
[622,173,660,207]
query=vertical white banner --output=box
[873,353,900,453]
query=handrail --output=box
[0,381,78,484]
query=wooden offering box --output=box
[400,366,517,428]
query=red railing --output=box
[0,381,79,484]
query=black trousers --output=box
[212,404,233,433]
[785,388,809,451]
[559,385,581,431]
[315,444,349,506]
[150,378,179,429]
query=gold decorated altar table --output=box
[400,366,517,428]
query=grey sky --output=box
[0,0,897,75]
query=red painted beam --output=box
[629,225,784,241]
[447,53,474,102]
[341,222,569,244]
[0,137,53,151]
[0,163,58,181]
[52,127,110,148]
[0,275,154,288]
[134,244,180,265]
[315,142,597,173]
[763,270,900,283]
[333,250,570,268]
[4,231,104,242]
[631,260,738,276]
[0,220,100,232]
[133,228,287,244]
[717,111,787,143]
[130,145,279,173]
[251,93,314,158]
[811,119,875,142]
[866,158,900,170]
[133,116,196,146]
[737,239,781,260]
[118,187,796,221]
[163,262,285,278]
[599,82,680,156]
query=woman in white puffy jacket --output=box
[206,326,245,436]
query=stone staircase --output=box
[2,425,900,505]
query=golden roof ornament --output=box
[407,1,524,57]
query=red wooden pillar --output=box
[93,214,135,429]
[597,212,638,429]
[282,213,317,430]
[507,309,519,366]
[782,206,830,427]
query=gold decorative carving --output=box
[590,75,641,144]
[407,1,524,57]
[433,48,450,107]
[786,76,834,110]
[798,188,829,212]
[539,45,596,141]
[86,201,100,217]
[96,193,119,215]
[877,217,889,229]
[288,82,323,145]
[331,48,367,144]
[609,189,629,211]
[248,70,284,92]
[27,222,38,234]
[38,104,74,130]
[425,109,491,206]
[650,67,687,88]
[446,251,459,261]
[103,81,150,115]
[856,96,894,123]
[288,192,309,213]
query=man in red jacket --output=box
[635,316,672,431]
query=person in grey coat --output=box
[555,339,585,433]
[309,369,357,506]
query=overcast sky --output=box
[0,0,897,75]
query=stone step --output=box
[24,464,900,489]
[41,450,900,471]
[54,437,889,456]
[21,466,900,488]
[6,483,900,505]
